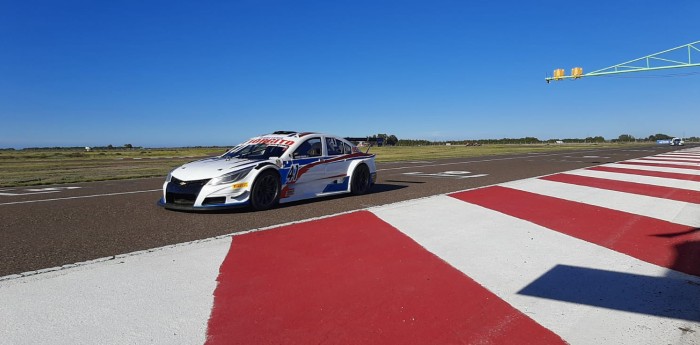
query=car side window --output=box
[326,137,342,156]
[293,138,322,158]
[342,142,352,154]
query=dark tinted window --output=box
[326,137,343,155]
[293,138,322,158]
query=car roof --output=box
[243,131,348,145]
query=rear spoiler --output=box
[344,137,383,153]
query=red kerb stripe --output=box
[618,161,700,171]
[589,166,700,181]
[541,173,700,204]
[634,158,700,164]
[450,186,699,277]
[653,154,700,159]
[206,211,564,345]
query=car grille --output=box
[202,197,227,205]
[165,177,210,206]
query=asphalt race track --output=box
[0,144,687,277]
[2,144,699,344]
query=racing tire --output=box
[350,164,371,195]
[250,170,280,211]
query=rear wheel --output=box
[350,164,371,195]
[250,170,280,211]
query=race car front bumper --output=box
[159,177,251,211]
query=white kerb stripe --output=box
[653,154,700,160]
[501,178,700,228]
[371,196,700,345]
[663,150,700,155]
[602,163,700,176]
[645,156,700,162]
[624,159,700,167]
[0,237,231,345]
[563,169,700,192]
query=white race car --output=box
[158,131,377,211]
[670,137,684,146]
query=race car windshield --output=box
[222,144,288,160]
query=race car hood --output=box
[170,157,260,181]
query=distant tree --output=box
[617,134,635,142]
[647,133,672,141]
[124,144,133,149]
[107,144,114,149]
[397,139,431,146]
[387,135,398,146]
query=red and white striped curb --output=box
[1,148,699,345]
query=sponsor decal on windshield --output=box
[246,137,296,146]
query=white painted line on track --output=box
[501,178,700,227]
[371,195,700,345]
[563,169,700,191]
[0,191,61,196]
[0,186,83,197]
[402,171,488,179]
[0,189,162,206]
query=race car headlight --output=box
[207,167,253,186]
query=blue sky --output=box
[1,1,698,148]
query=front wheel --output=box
[350,164,371,195]
[250,170,280,211]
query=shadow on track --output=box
[160,183,408,214]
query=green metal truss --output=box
[546,40,700,83]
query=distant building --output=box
[85,147,91,152]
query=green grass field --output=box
[368,143,630,162]
[0,148,225,187]
[0,143,644,187]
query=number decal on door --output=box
[286,164,300,183]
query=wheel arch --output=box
[249,166,282,211]
[253,162,282,179]
[348,157,376,177]
[347,160,368,183]
[348,159,374,195]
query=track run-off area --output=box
[1,145,699,344]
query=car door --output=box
[287,137,325,198]
[321,136,353,193]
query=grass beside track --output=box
[369,143,633,162]
[0,148,226,187]
[0,143,646,187]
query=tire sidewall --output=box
[351,164,370,195]
[251,169,280,211]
